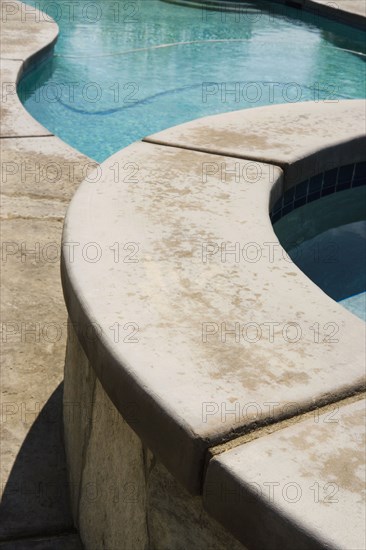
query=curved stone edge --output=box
[63,323,249,550]
[204,396,366,549]
[61,100,366,498]
[60,256,209,493]
[160,0,366,30]
[0,1,61,137]
[144,99,366,188]
[61,111,366,546]
[1,0,59,62]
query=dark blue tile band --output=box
[270,162,366,223]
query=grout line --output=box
[1,215,65,222]
[1,192,70,203]
[0,57,24,62]
[142,137,288,169]
[205,390,366,466]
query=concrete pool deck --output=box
[0,1,89,547]
[0,0,365,549]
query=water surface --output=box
[20,0,366,161]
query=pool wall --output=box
[270,160,366,224]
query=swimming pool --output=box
[19,0,366,162]
[19,0,366,318]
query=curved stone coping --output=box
[161,0,366,30]
[0,0,59,137]
[61,100,366,495]
[145,100,366,188]
[204,396,366,549]
[1,0,58,65]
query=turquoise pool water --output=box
[20,0,366,162]
[287,220,366,321]
[273,185,366,321]
[20,0,365,318]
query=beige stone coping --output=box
[0,0,58,137]
[204,396,366,549]
[1,59,54,137]
[145,100,366,187]
[0,0,58,62]
[62,100,366,497]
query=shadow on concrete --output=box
[0,383,81,547]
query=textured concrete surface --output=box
[0,1,58,137]
[0,60,52,137]
[64,327,247,550]
[145,100,366,186]
[1,220,73,539]
[62,136,365,493]
[63,326,148,550]
[204,397,366,550]
[147,457,246,550]
[0,0,85,546]
[1,136,97,200]
[0,0,58,61]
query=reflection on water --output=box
[274,187,366,321]
[19,0,366,160]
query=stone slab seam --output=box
[75,374,97,529]
[204,390,366,470]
